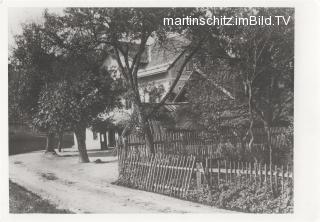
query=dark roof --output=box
[139,35,190,71]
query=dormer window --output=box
[125,99,132,110]
[278,81,285,88]
[186,58,193,71]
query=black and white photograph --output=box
[2,1,318,217]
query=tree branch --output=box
[113,47,129,81]
[146,38,205,119]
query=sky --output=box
[8,7,63,48]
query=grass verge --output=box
[9,180,73,214]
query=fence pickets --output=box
[119,149,292,198]
[119,149,196,198]
[118,129,293,198]
[197,157,292,191]
[122,129,291,161]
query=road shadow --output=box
[59,149,117,158]
[93,159,118,164]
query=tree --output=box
[11,22,61,153]
[42,8,209,155]
[8,62,24,125]
[32,51,123,162]
[11,17,123,161]
[184,8,294,168]
[220,8,294,166]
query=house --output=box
[74,34,236,150]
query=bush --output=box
[187,180,293,213]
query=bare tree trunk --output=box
[45,132,56,153]
[247,81,255,152]
[75,127,90,163]
[143,121,154,155]
[232,129,246,161]
[134,103,155,155]
[240,135,247,161]
[57,131,63,152]
[264,122,274,194]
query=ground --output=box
[9,148,229,213]
[9,180,73,213]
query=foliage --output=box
[10,15,124,159]
[8,63,24,124]
[140,82,165,103]
[33,64,123,133]
[10,22,59,122]
[91,117,118,133]
[178,62,249,133]
[11,11,124,131]
[42,8,209,154]
[116,157,293,213]
[181,8,294,131]
[218,8,294,126]
[188,180,293,213]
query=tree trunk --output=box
[75,127,90,163]
[247,81,255,152]
[134,103,155,155]
[264,122,274,194]
[57,131,63,152]
[108,129,115,148]
[45,132,56,153]
[143,123,154,155]
[240,136,247,161]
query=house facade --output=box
[73,34,234,150]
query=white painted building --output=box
[74,35,194,150]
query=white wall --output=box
[73,128,101,150]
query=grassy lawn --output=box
[9,180,73,213]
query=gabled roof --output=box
[172,68,236,103]
[138,34,189,77]
[102,34,190,78]
[137,62,171,78]
[193,67,235,100]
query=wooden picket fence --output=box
[121,128,292,162]
[196,156,293,193]
[117,128,292,198]
[118,150,196,198]
[118,149,293,198]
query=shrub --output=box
[187,179,293,213]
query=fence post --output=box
[184,156,196,197]
[117,138,121,175]
[265,163,267,184]
[249,162,252,182]
[196,162,202,190]
[205,157,209,187]
[275,164,278,192]
[123,136,128,158]
[225,160,228,183]
[245,162,248,184]
[217,159,220,186]
[259,163,262,187]
[281,165,284,193]
[254,162,258,185]
[270,162,273,187]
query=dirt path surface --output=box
[9,149,230,213]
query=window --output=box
[144,93,150,103]
[93,132,98,140]
[186,58,193,71]
[125,99,132,109]
[149,93,156,103]
[289,61,294,68]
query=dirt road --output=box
[9,149,229,213]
